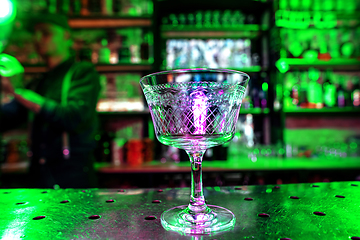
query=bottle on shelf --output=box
[289,72,300,107]
[169,13,178,27]
[212,10,221,27]
[187,13,195,26]
[351,76,360,107]
[336,75,346,107]
[80,0,90,15]
[98,39,111,64]
[322,70,336,108]
[101,0,113,15]
[307,68,323,108]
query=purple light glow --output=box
[192,92,207,135]
[63,149,69,155]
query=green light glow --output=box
[214,186,221,192]
[350,142,357,149]
[276,59,290,73]
[275,10,337,29]
[341,43,354,57]
[303,50,318,61]
[0,54,24,76]
[0,0,15,24]
[262,82,268,92]
[308,68,320,81]
[276,84,283,99]
[289,42,303,57]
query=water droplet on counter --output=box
[145,216,157,220]
[313,211,326,216]
[88,215,101,220]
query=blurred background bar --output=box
[1,0,360,188]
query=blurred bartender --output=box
[0,13,100,188]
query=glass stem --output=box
[187,150,208,214]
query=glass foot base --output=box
[161,205,236,235]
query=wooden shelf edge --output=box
[68,18,152,28]
[24,64,152,73]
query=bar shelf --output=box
[280,58,360,70]
[68,16,152,29]
[161,24,268,39]
[24,62,152,73]
[283,107,360,115]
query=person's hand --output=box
[1,76,15,95]
[14,89,45,107]
[0,54,24,77]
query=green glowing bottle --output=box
[322,70,336,108]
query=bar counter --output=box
[0,181,359,239]
[97,157,360,173]
[2,157,360,174]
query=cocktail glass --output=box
[140,69,250,235]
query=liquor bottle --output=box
[284,72,300,108]
[279,0,288,10]
[212,10,221,27]
[351,76,360,107]
[80,0,90,15]
[307,68,323,108]
[89,0,101,14]
[322,70,336,108]
[112,0,121,15]
[221,10,231,27]
[59,0,70,14]
[178,13,186,26]
[101,0,113,15]
[195,11,203,28]
[344,75,353,106]
[187,13,195,26]
[336,75,346,107]
[251,77,261,108]
[98,39,111,64]
[70,0,82,15]
[299,72,309,107]
[204,11,212,28]
[48,0,57,13]
[140,33,150,61]
[260,81,268,109]
[169,14,178,27]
